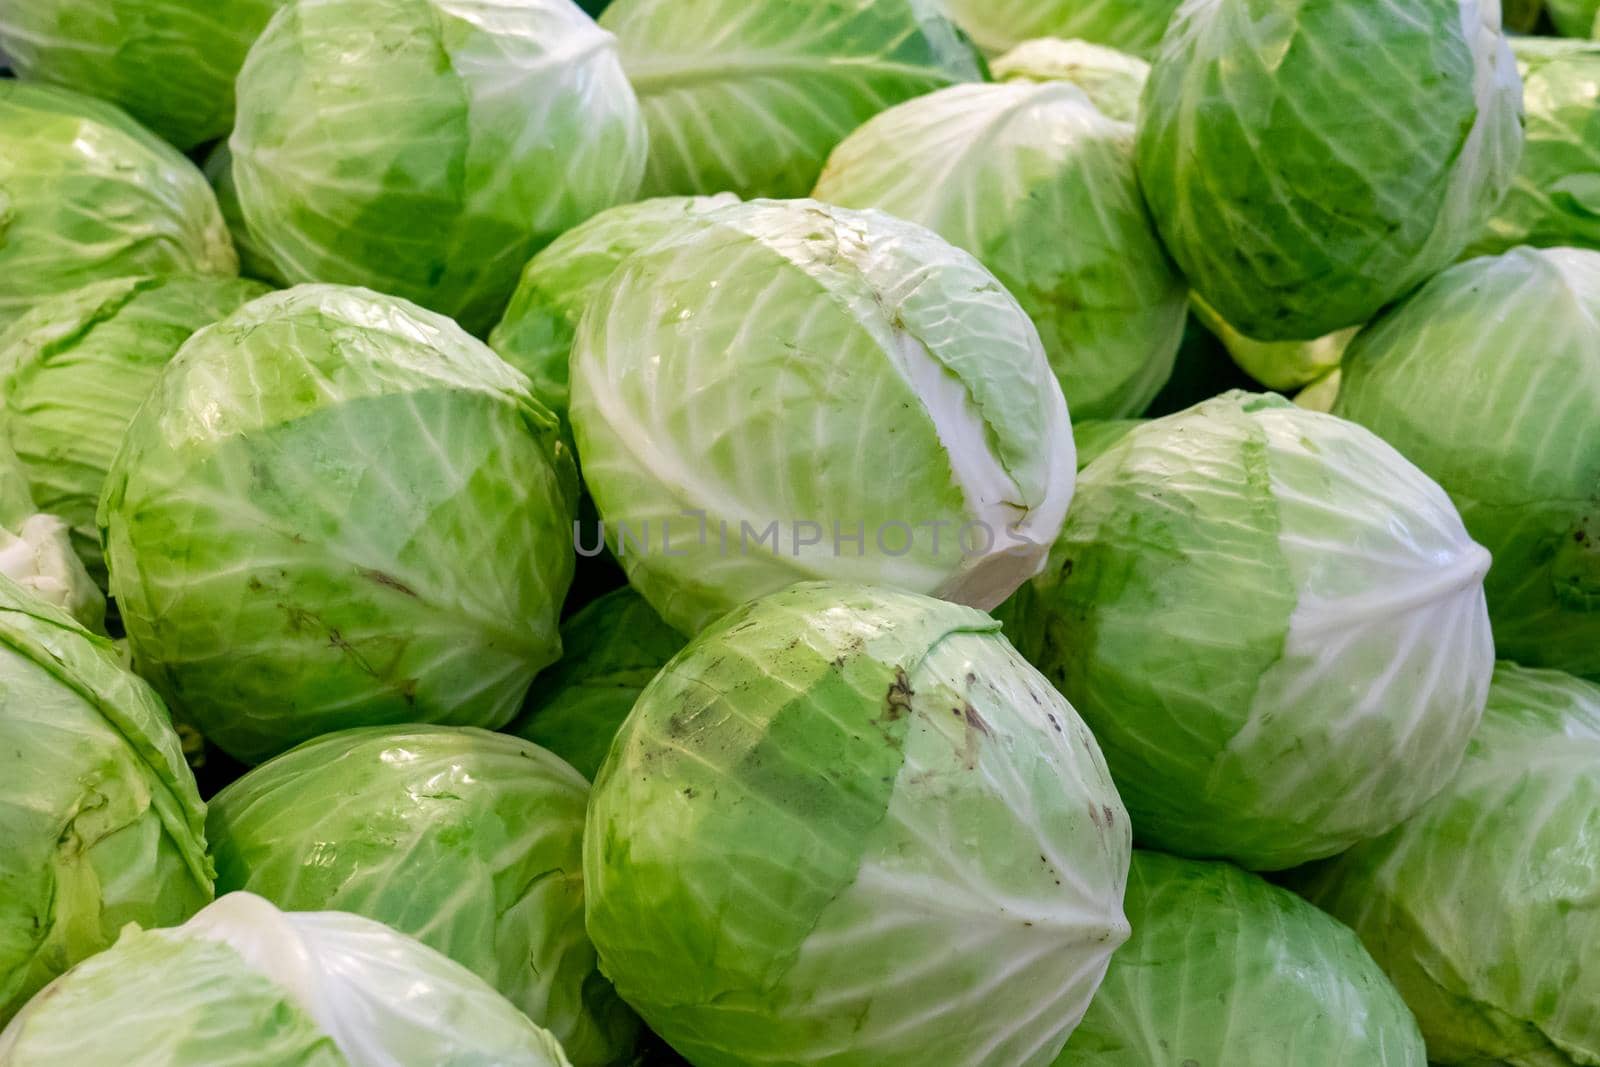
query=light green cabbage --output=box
[202,144,287,286]
[1335,246,1600,678]
[207,726,636,1066]
[1190,293,1356,392]
[0,82,236,334]
[1299,664,1600,1066]
[100,284,578,764]
[1468,38,1600,256]
[1058,851,1426,1064]
[570,198,1076,635]
[0,438,103,631]
[231,0,647,335]
[0,571,211,1023]
[506,587,686,780]
[1136,0,1523,340]
[489,195,737,431]
[585,582,1131,1067]
[0,893,572,1065]
[1005,392,1494,870]
[990,37,1149,122]
[941,0,1181,58]
[0,0,282,149]
[600,0,981,199]
[815,82,1185,420]
[0,275,270,585]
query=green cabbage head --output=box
[1335,246,1600,678]
[941,0,1182,58]
[490,195,737,432]
[600,0,981,199]
[507,587,686,780]
[207,725,636,1066]
[1005,392,1495,870]
[1299,664,1600,1066]
[100,284,578,764]
[585,582,1131,1067]
[1136,0,1523,340]
[1058,851,1425,1065]
[231,0,648,334]
[1467,38,1600,256]
[570,198,1076,635]
[0,0,283,149]
[0,893,573,1066]
[990,38,1150,122]
[0,571,211,1023]
[0,83,236,333]
[0,275,270,585]
[815,82,1185,421]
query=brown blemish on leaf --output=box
[362,569,418,597]
[885,668,913,720]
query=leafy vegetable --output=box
[0,438,103,631]
[570,198,1075,634]
[0,893,573,1065]
[990,37,1149,122]
[0,83,236,334]
[0,572,211,1023]
[231,0,647,334]
[0,0,283,149]
[208,726,636,1066]
[1547,0,1600,36]
[202,144,287,286]
[100,285,578,764]
[506,587,685,780]
[941,0,1182,59]
[815,82,1185,420]
[1136,0,1523,340]
[600,0,981,199]
[0,275,270,585]
[1299,664,1600,1066]
[1058,851,1426,1064]
[490,195,737,433]
[1005,392,1494,870]
[1467,37,1600,256]
[1335,246,1600,678]
[585,582,1131,1067]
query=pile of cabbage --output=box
[0,0,1595,1064]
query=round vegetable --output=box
[1057,852,1426,1065]
[231,0,647,335]
[0,82,236,333]
[506,587,686,780]
[0,571,212,1023]
[1006,392,1494,870]
[0,0,283,149]
[1335,246,1600,677]
[1300,664,1600,1066]
[942,0,1182,59]
[570,198,1076,635]
[600,0,981,199]
[208,726,636,1066]
[585,582,1131,1067]
[1136,0,1523,340]
[490,195,737,431]
[1547,0,1600,36]
[815,82,1185,421]
[1467,38,1600,256]
[0,893,573,1066]
[990,38,1149,122]
[0,275,271,585]
[101,284,578,764]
